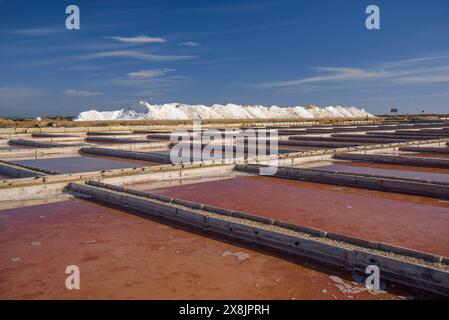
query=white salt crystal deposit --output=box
[75,101,375,121]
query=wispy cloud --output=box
[6,26,62,36]
[105,35,166,44]
[0,86,42,98]
[178,2,274,14]
[77,50,194,62]
[251,54,449,89]
[64,89,102,97]
[393,75,449,84]
[106,68,180,86]
[58,65,103,72]
[169,19,312,38]
[179,41,200,47]
[127,68,176,80]
[379,54,449,68]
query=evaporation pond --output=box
[311,162,449,183]
[0,198,401,300]
[11,155,160,173]
[143,176,449,257]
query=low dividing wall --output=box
[366,133,449,140]
[0,161,235,201]
[1,138,446,200]
[286,138,363,148]
[32,133,85,138]
[68,181,449,297]
[302,128,375,134]
[81,147,172,163]
[86,131,134,136]
[0,120,338,135]
[101,141,170,151]
[235,164,449,199]
[0,160,46,178]
[286,136,408,144]
[332,133,415,139]
[395,130,449,136]
[30,136,85,143]
[85,136,151,144]
[399,146,449,154]
[9,139,86,148]
[334,153,449,169]
[0,142,170,161]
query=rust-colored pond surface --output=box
[0,199,406,300]
[311,163,449,183]
[147,176,449,257]
[11,155,160,173]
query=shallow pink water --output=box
[147,176,449,257]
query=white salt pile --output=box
[75,101,374,121]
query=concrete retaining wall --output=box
[366,132,448,140]
[0,160,46,178]
[68,181,449,297]
[285,136,408,143]
[334,153,449,169]
[235,164,449,199]
[286,138,363,148]
[395,130,449,136]
[30,136,85,143]
[399,146,449,154]
[9,139,78,148]
[32,133,85,138]
[0,161,235,201]
[86,136,152,144]
[2,120,359,135]
[80,147,172,163]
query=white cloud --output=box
[179,41,200,47]
[392,75,449,84]
[252,54,449,89]
[64,89,102,97]
[106,68,180,87]
[6,26,62,36]
[77,50,194,62]
[58,65,102,71]
[127,68,176,79]
[106,35,166,44]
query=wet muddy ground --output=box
[0,198,408,300]
[143,176,449,257]
[11,155,161,173]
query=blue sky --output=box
[1,0,449,117]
